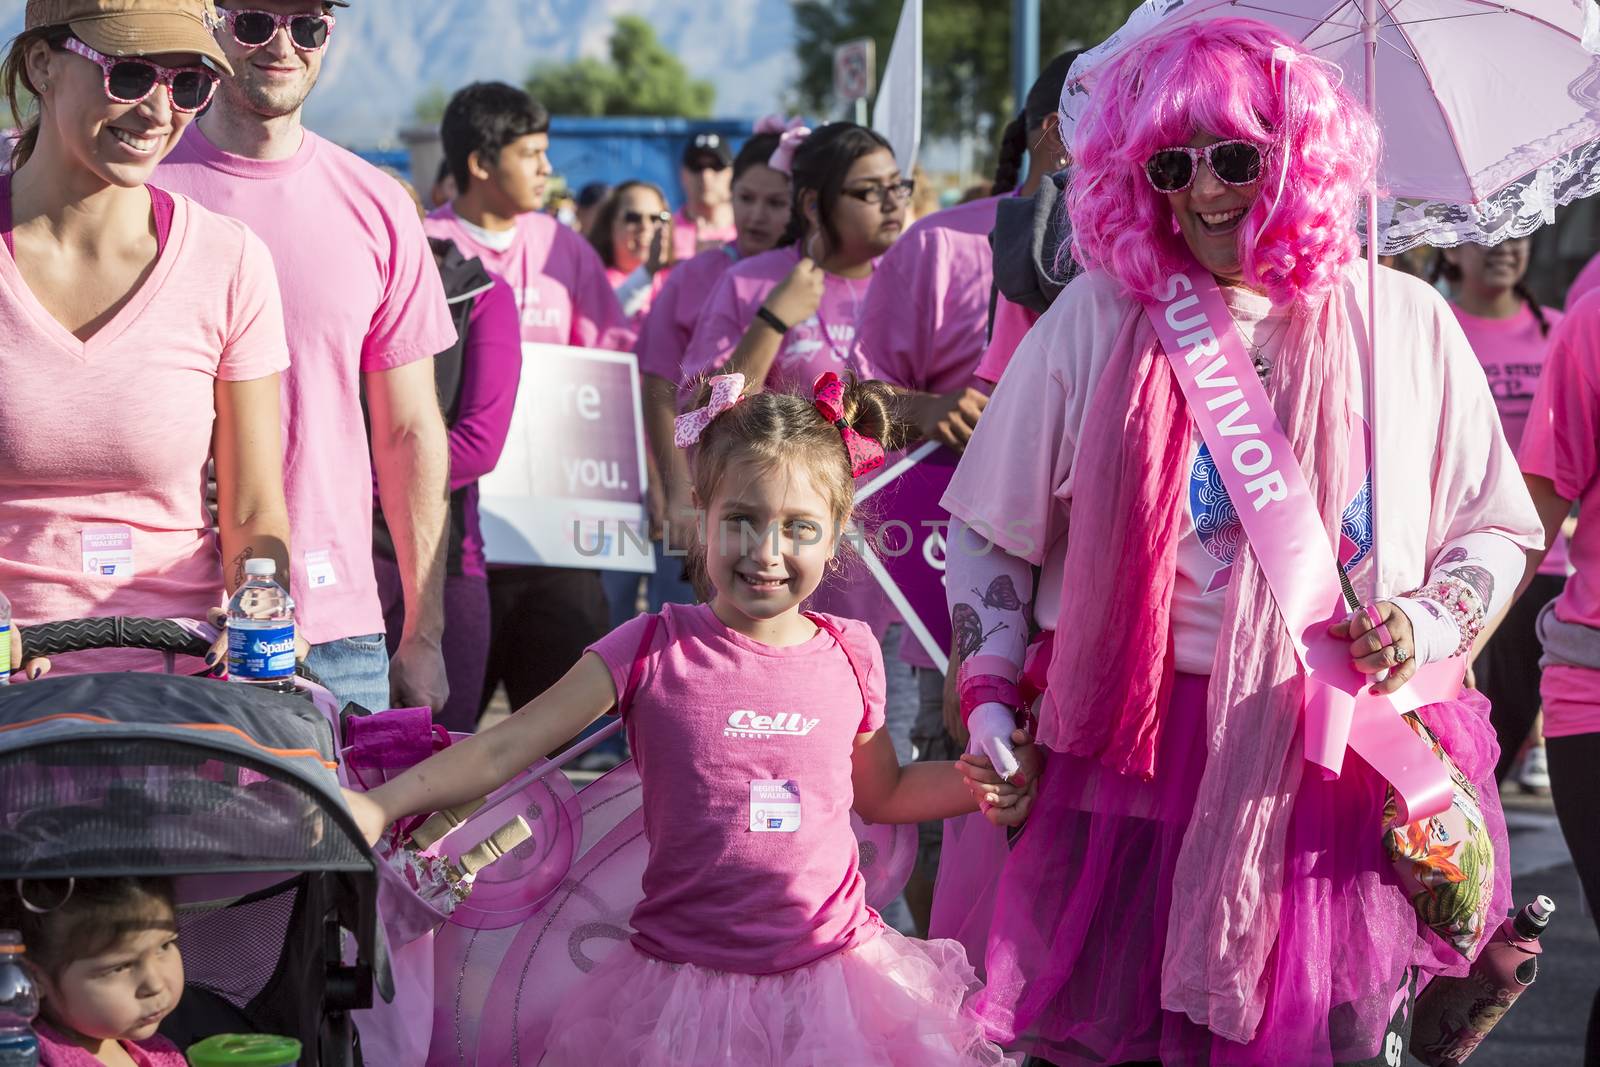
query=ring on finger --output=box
[1393,645,1411,664]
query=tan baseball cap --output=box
[25,0,235,74]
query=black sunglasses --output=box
[1143,140,1264,193]
[622,209,672,226]
[223,10,336,52]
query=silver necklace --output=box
[1242,315,1287,382]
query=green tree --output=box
[412,84,449,126]
[792,0,1140,143]
[526,15,715,117]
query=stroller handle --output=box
[21,617,213,659]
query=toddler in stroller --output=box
[0,648,386,1067]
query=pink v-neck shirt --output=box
[158,128,458,644]
[0,194,288,670]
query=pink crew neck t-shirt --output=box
[1452,301,1567,576]
[0,192,289,674]
[672,205,737,261]
[679,247,894,634]
[633,245,739,383]
[425,204,634,351]
[588,602,886,973]
[157,126,458,646]
[857,196,1000,396]
[1519,292,1600,736]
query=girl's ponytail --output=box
[1514,280,1551,337]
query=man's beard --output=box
[226,66,318,119]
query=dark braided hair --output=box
[990,50,1081,195]
[1429,248,1550,337]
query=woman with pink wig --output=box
[938,18,1543,1066]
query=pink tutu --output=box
[976,673,1511,1066]
[540,924,1019,1066]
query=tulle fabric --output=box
[541,924,1019,1067]
[977,674,1510,1066]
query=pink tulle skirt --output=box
[975,673,1510,1066]
[540,924,1019,1066]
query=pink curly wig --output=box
[1065,17,1379,307]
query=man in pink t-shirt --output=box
[673,133,738,259]
[425,82,637,713]
[158,0,458,714]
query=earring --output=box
[36,81,46,93]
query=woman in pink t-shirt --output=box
[589,179,675,324]
[0,5,291,678]
[347,376,1035,1065]
[1433,240,1566,786]
[1514,292,1600,1064]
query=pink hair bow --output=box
[754,113,804,135]
[812,372,885,478]
[767,122,813,176]
[675,373,747,448]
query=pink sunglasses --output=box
[63,38,219,113]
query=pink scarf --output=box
[1042,277,1355,1042]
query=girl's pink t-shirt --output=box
[589,602,886,974]
[0,194,289,674]
[633,246,738,383]
[680,247,894,634]
[1453,302,1567,576]
[426,204,635,352]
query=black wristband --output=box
[756,306,790,335]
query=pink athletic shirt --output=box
[157,127,458,646]
[588,602,886,973]
[856,196,999,396]
[679,246,893,634]
[1519,291,1600,735]
[633,246,738,383]
[425,204,634,351]
[672,205,737,261]
[1452,302,1567,576]
[0,192,288,674]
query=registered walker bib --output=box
[80,525,134,577]
[749,779,802,832]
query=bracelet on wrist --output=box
[1403,573,1486,658]
[756,306,790,335]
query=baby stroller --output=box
[0,617,387,1067]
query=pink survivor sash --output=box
[1143,268,1455,824]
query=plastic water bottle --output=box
[0,588,11,687]
[0,932,39,1066]
[226,559,296,692]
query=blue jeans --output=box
[305,633,391,713]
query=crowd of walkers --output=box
[1,2,1599,1065]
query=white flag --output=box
[871,0,922,171]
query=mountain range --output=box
[0,0,798,146]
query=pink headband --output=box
[675,373,746,447]
[767,121,813,176]
[812,372,885,478]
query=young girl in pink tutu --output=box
[346,372,1031,1066]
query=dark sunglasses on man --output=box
[221,8,337,52]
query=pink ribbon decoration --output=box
[1142,267,1455,826]
[767,122,813,175]
[812,371,886,478]
[754,113,804,135]
[674,372,747,448]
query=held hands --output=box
[957,721,1041,829]
[763,255,827,329]
[912,388,989,451]
[204,606,311,676]
[1327,600,1416,695]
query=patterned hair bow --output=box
[675,373,747,448]
[754,113,804,135]
[767,122,813,176]
[812,372,885,478]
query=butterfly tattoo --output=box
[972,575,1025,612]
[952,603,1009,661]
